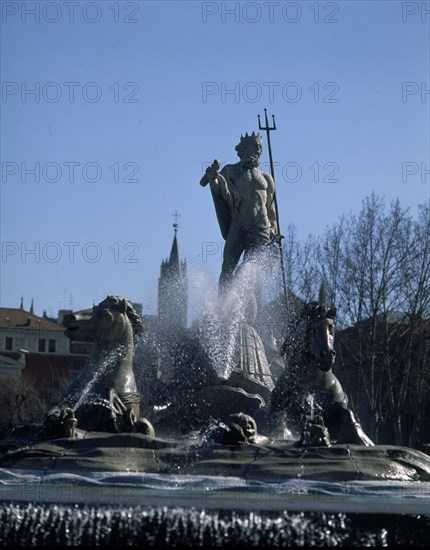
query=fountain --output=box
[1,131,430,546]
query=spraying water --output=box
[68,346,128,412]
[0,502,394,547]
[306,394,315,422]
[190,247,280,382]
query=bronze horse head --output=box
[301,302,337,372]
[63,295,143,346]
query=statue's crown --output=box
[239,131,263,146]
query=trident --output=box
[258,108,288,302]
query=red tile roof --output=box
[0,308,64,331]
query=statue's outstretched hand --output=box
[200,159,221,187]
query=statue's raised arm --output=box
[200,160,236,217]
[199,159,221,188]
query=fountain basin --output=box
[1,435,430,546]
[1,432,430,483]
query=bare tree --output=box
[0,377,44,432]
[282,195,430,445]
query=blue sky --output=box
[1,0,429,320]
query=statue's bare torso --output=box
[220,163,273,237]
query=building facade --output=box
[0,306,87,385]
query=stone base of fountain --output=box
[2,431,430,482]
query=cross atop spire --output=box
[172,210,181,235]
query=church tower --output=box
[157,214,188,333]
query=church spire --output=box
[158,212,188,331]
[19,297,24,309]
[169,231,179,266]
[169,211,181,268]
[30,298,34,314]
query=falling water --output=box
[2,502,415,547]
[65,346,127,412]
[2,492,430,547]
[306,394,315,421]
[188,248,280,380]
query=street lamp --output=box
[19,349,54,403]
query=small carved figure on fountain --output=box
[43,407,78,439]
[300,399,331,447]
[209,412,269,445]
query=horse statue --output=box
[270,286,373,446]
[45,296,154,436]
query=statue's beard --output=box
[240,156,260,169]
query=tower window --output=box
[5,337,13,351]
[38,338,46,352]
[48,339,56,353]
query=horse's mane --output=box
[280,299,336,358]
[303,302,330,320]
[99,295,144,338]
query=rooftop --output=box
[0,308,64,331]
